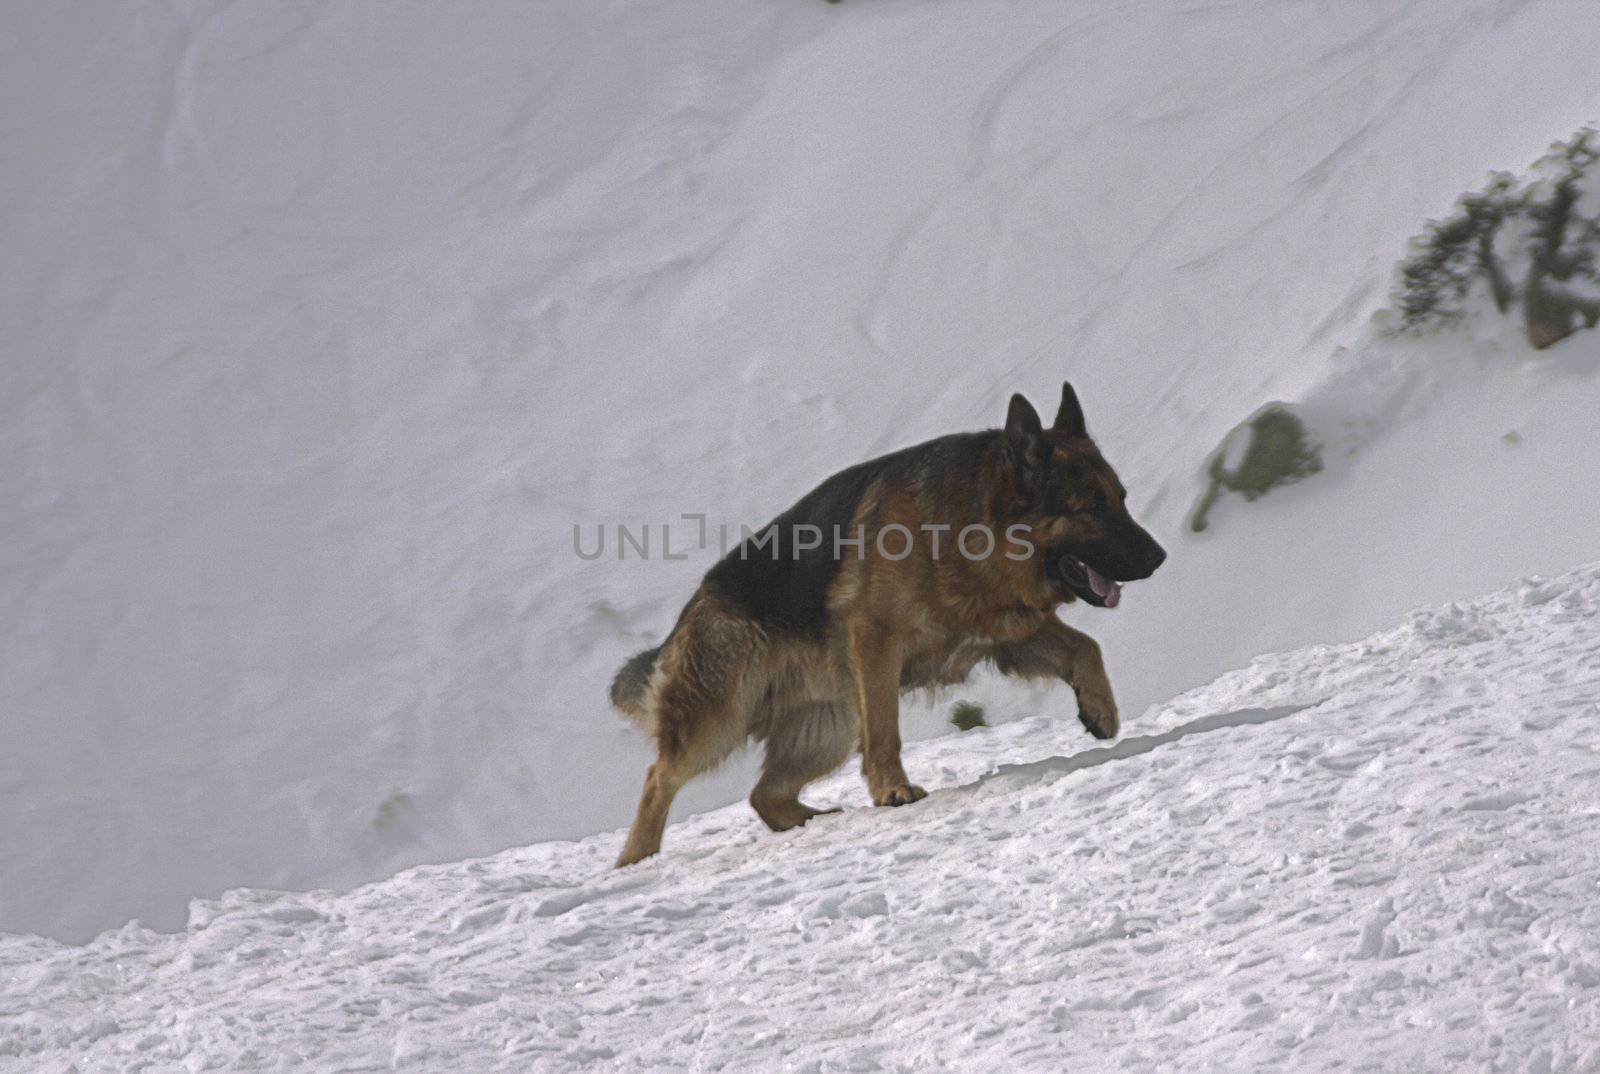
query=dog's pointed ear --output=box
[1005,393,1045,482]
[1006,393,1043,444]
[1053,381,1087,438]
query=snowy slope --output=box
[6,1,1600,942]
[4,566,1599,1072]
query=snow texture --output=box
[3,565,1599,1071]
[6,0,1600,944]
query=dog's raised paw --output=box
[873,783,928,807]
[1077,698,1119,739]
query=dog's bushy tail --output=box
[609,643,663,728]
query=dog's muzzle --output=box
[1058,555,1121,608]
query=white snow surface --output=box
[4,565,1600,1072]
[6,1,1600,942]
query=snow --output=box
[4,565,1599,1071]
[6,0,1600,947]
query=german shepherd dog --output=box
[610,383,1166,866]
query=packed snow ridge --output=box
[4,565,1599,1072]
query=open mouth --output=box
[1057,554,1122,608]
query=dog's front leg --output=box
[1046,619,1119,739]
[847,619,925,807]
[993,620,1120,738]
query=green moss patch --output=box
[1189,405,1323,533]
[950,701,988,732]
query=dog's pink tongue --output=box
[1086,565,1122,608]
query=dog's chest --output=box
[899,608,1040,688]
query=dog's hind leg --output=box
[616,605,762,868]
[617,760,689,869]
[749,702,854,832]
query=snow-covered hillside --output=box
[5,1,1600,943]
[5,567,1599,1072]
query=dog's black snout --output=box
[1113,526,1167,581]
[1146,540,1168,574]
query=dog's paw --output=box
[872,783,928,807]
[1076,692,1119,739]
[750,793,843,833]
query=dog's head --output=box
[1002,382,1167,608]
